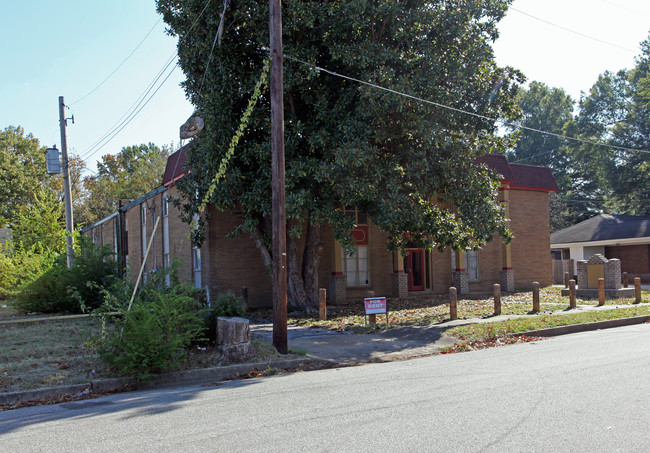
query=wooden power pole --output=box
[58,96,75,268]
[269,0,288,353]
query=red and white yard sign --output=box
[364,297,387,315]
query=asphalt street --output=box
[2,323,650,452]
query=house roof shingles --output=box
[477,154,558,192]
[550,214,650,245]
[160,149,557,193]
[162,146,189,187]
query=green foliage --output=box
[11,186,66,253]
[158,0,523,310]
[79,143,170,226]
[574,36,650,216]
[0,125,48,225]
[98,289,204,381]
[200,291,246,345]
[14,237,123,314]
[0,243,57,300]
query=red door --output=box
[407,250,425,291]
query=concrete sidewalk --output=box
[251,302,650,365]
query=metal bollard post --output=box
[532,282,540,312]
[493,283,501,316]
[569,279,576,309]
[449,287,458,320]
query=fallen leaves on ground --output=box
[440,335,544,354]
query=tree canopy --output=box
[0,126,49,225]
[157,0,523,310]
[78,143,170,225]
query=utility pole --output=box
[58,96,74,268]
[269,0,288,353]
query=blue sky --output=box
[2,0,649,176]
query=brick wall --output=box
[204,206,272,308]
[605,244,650,275]
[508,189,552,288]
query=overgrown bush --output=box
[200,291,247,344]
[14,237,123,314]
[0,242,57,300]
[97,288,204,381]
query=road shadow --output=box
[0,374,265,435]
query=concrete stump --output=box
[217,317,254,363]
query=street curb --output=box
[0,356,330,407]
[515,315,650,338]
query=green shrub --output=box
[0,242,56,300]
[97,289,204,381]
[200,291,246,344]
[14,237,123,314]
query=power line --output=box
[510,7,638,54]
[284,55,650,156]
[69,17,163,106]
[79,0,213,163]
[78,53,178,161]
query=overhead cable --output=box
[284,54,650,156]
[69,17,163,106]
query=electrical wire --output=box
[69,17,163,106]
[78,0,213,163]
[78,53,178,161]
[284,54,650,156]
[510,7,638,53]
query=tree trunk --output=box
[285,215,323,315]
[253,216,323,316]
[251,227,273,279]
[302,216,323,310]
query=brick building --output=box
[82,150,558,307]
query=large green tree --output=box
[575,36,650,216]
[79,143,170,225]
[0,126,49,225]
[157,0,523,312]
[506,82,599,231]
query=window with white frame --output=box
[141,203,147,275]
[162,192,170,286]
[451,250,479,281]
[113,217,118,256]
[342,206,369,286]
[342,245,369,286]
[162,194,169,217]
[192,213,201,287]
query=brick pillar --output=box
[392,250,408,298]
[499,185,514,292]
[452,250,469,294]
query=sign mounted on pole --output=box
[364,296,389,324]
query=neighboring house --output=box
[550,214,650,282]
[82,150,558,307]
